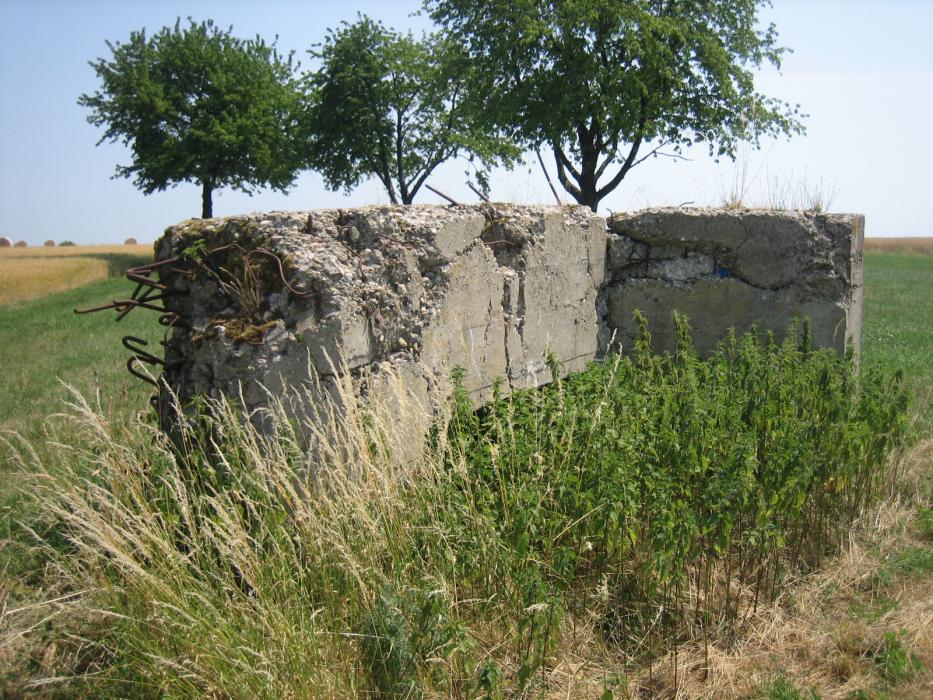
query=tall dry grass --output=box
[3,369,454,698]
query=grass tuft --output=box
[871,630,924,685]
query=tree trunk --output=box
[578,144,600,212]
[580,188,600,212]
[560,168,600,212]
[561,183,600,211]
[201,180,214,219]
[552,134,603,212]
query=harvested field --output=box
[864,237,933,255]
[0,244,151,306]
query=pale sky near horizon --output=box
[1,0,931,245]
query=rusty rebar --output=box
[122,336,164,366]
[127,272,168,291]
[74,243,305,391]
[127,357,159,387]
[425,184,460,205]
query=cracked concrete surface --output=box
[152,205,863,437]
[155,204,605,431]
[606,208,864,355]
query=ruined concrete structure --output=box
[153,204,863,423]
[606,209,864,356]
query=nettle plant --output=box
[439,314,908,678]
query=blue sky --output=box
[1,0,931,244]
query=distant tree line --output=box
[80,2,804,219]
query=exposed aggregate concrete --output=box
[152,205,863,434]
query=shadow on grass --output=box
[25,251,155,277]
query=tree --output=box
[306,16,516,205]
[428,0,804,211]
[79,18,305,219]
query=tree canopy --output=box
[305,16,516,204]
[79,18,305,218]
[428,0,804,211]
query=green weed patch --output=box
[871,630,924,685]
[440,314,909,675]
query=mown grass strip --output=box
[861,252,933,434]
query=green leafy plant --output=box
[439,315,908,668]
[871,631,923,684]
[360,584,467,698]
[757,671,821,700]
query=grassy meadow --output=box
[0,239,930,698]
[861,250,933,434]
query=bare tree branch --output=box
[536,148,563,205]
[630,141,691,169]
[553,143,582,182]
[552,144,583,202]
[425,183,459,204]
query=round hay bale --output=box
[0,236,12,248]
[124,237,138,245]
[44,239,56,247]
[14,240,28,248]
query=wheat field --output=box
[864,236,933,255]
[0,244,152,306]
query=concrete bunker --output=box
[147,204,864,429]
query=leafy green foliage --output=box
[756,672,821,700]
[871,631,923,685]
[359,584,468,698]
[79,18,306,218]
[428,0,805,210]
[440,316,908,663]
[305,15,516,204]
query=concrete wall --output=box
[153,205,863,426]
[156,204,605,426]
[605,209,864,355]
